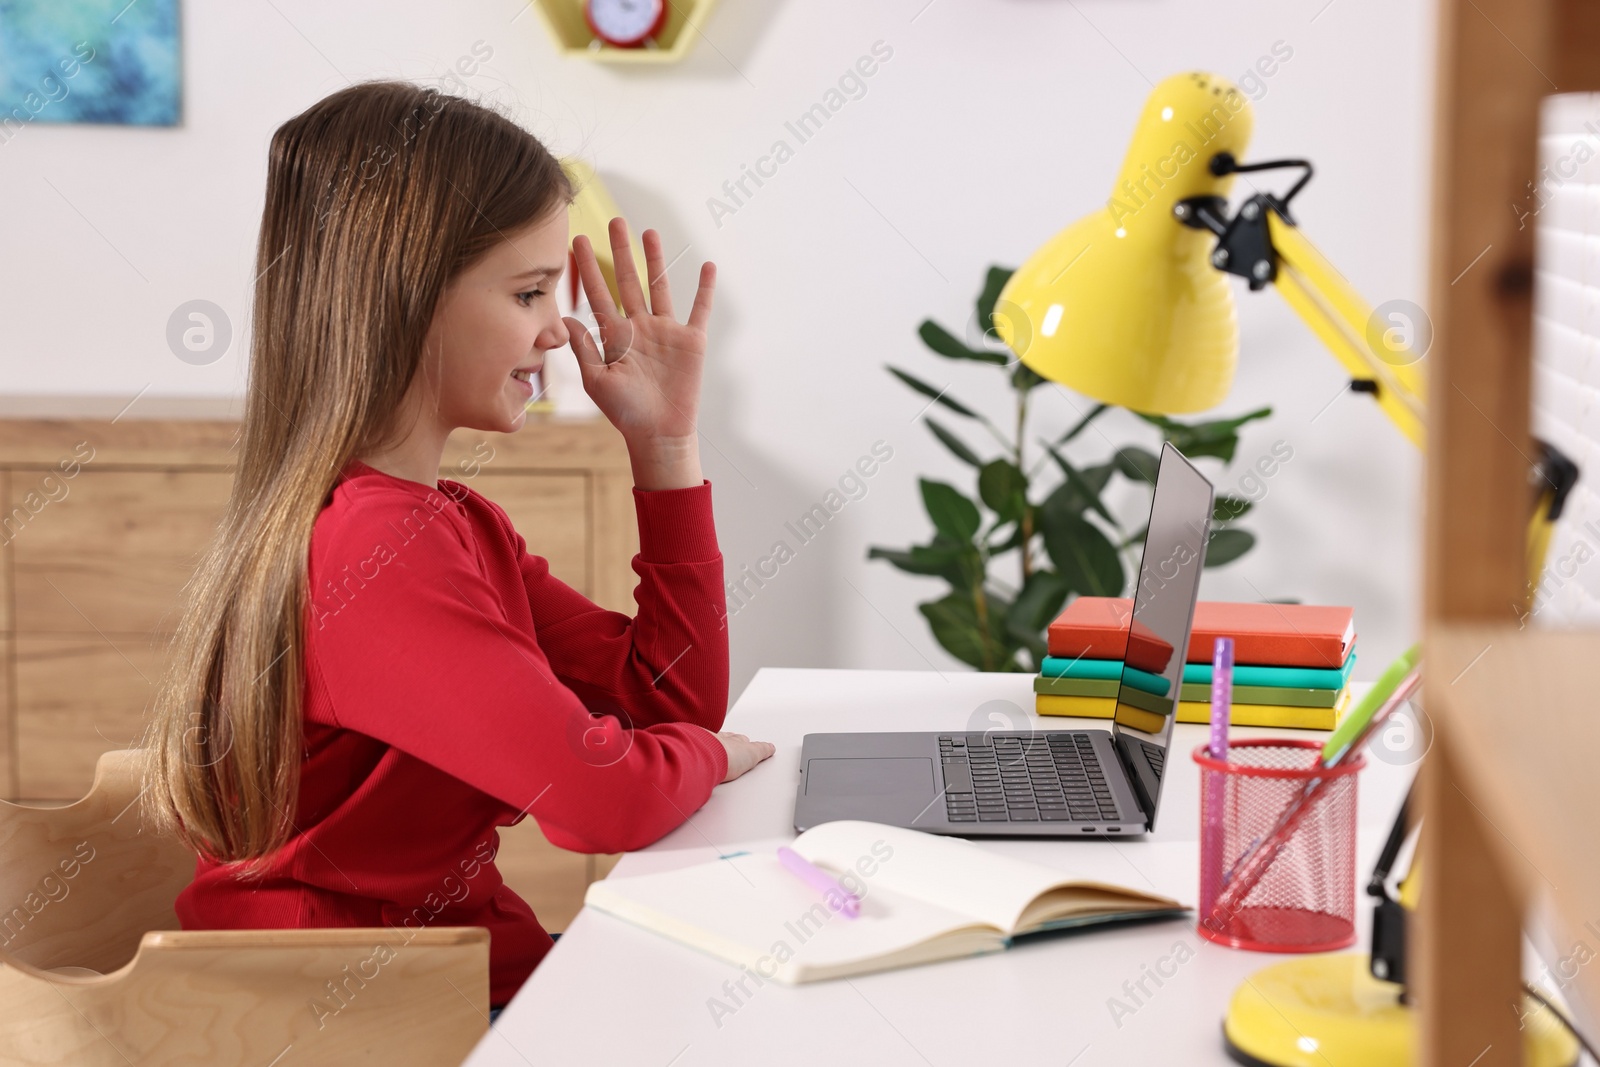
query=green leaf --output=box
[920,479,981,542]
[867,545,923,572]
[919,594,990,668]
[920,545,981,589]
[1081,461,1115,494]
[868,537,983,590]
[1137,406,1272,464]
[1007,569,1070,634]
[1042,442,1117,527]
[1054,403,1110,446]
[987,511,1030,554]
[978,460,1028,523]
[1011,362,1047,392]
[1203,527,1256,567]
[1013,627,1049,672]
[925,417,984,467]
[976,265,1015,336]
[919,590,1016,670]
[1113,446,1161,484]
[867,544,954,577]
[886,365,982,419]
[917,321,1009,365]
[1213,494,1254,523]
[1040,509,1125,597]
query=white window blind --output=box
[1530,93,1600,626]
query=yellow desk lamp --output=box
[993,72,1424,438]
[993,71,1581,1067]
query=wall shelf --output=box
[530,0,721,64]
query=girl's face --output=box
[416,205,571,435]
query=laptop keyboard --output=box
[1144,743,1165,777]
[938,732,1121,823]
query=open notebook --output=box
[581,820,1188,983]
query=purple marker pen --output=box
[1205,637,1233,889]
[777,846,860,918]
[1209,637,1233,760]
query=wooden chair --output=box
[0,749,490,1066]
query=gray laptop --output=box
[793,442,1213,838]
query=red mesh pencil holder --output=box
[1192,738,1363,953]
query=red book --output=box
[1047,597,1356,669]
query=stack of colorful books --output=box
[1036,597,1357,729]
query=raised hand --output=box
[565,218,716,448]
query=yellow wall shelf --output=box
[531,0,720,63]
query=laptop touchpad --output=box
[805,757,933,796]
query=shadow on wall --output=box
[599,172,840,705]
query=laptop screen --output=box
[1112,442,1214,830]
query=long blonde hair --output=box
[142,80,573,876]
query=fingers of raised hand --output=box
[687,260,717,334]
[598,218,716,336]
[571,234,618,319]
[642,228,673,319]
[608,217,650,318]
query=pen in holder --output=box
[1202,637,1233,889]
[1193,739,1364,953]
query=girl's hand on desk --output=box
[716,732,775,783]
[565,218,715,448]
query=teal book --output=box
[1041,651,1356,690]
[1033,674,1344,708]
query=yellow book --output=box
[1104,703,1171,734]
[1034,687,1353,730]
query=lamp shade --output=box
[994,73,1254,414]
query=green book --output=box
[1178,682,1341,707]
[1115,682,1174,717]
[1033,676,1120,698]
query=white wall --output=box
[0,0,1432,702]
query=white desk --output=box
[464,668,1414,1067]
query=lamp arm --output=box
[1263,210,1428,449]
[1261,210,1581,605]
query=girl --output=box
[140,79,774,1018]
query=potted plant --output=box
[868,265,1270,672]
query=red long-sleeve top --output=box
[174,459,730,1005]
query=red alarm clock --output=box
[583,0,667,48]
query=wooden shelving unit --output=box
[1419,0,1600,1062]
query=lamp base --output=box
[1222,954,1578,1067]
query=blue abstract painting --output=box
[0,0,180,127]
